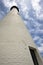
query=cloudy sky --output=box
[0,0,43,57]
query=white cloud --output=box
[16,0,28,11]
[33,36,40,41]
[31,0,43,20]
[15,0,30,23]
[24,21,27,25]
[37,13,43,20]
[41,43,43,47]
[32,0,41,12]
[38,46,43,53]
[3,0,17,9]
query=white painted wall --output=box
[0,8,43,65]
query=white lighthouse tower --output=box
[0,6,43,65]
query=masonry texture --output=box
[0,7,43,65]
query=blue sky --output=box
[0,0,43,57]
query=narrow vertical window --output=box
[29,48,39,65]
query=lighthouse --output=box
[0,6,43,65]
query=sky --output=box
[0,0,43,57]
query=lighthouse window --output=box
[29,48,39,65]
